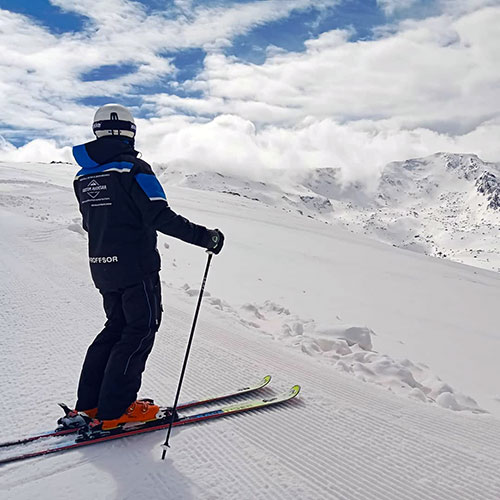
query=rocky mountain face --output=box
[476,171,500,210]
[158,152,500,272]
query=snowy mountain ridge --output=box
[157,152,500,272]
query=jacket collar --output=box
[73,137,138,168]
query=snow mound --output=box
[185,292,485,414]
[312,325,374,351]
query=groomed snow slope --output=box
[1,162,500,499]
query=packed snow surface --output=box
[1,161,500,499]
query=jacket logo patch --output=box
[83,179,107,199]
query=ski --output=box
[0,385,300,465]
[0,375,272,449]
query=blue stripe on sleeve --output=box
[135,173,167,202]
[73,144,99,168]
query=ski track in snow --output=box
[1,164,500,499]
[1,219,500,499]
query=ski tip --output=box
[290,385,301,397]
[261,375,272,386]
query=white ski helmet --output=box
[92,103,136,139]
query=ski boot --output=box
[78,400,179,439]
[57,403,98,430]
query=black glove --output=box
[204,228,224,255]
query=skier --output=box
[60,104,224,433]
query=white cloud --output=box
[128,115,500,183]
[439,0,500,15]
[376,0,420,16]
[165,6,500,137]
[4,115,498,189]
[0,137,73,163]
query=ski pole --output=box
[161,251,214,460]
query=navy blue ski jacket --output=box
[73,137,210,291]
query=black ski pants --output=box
[76,273,162,420]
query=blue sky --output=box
[0,0,85,33]
[0,0,498,167]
